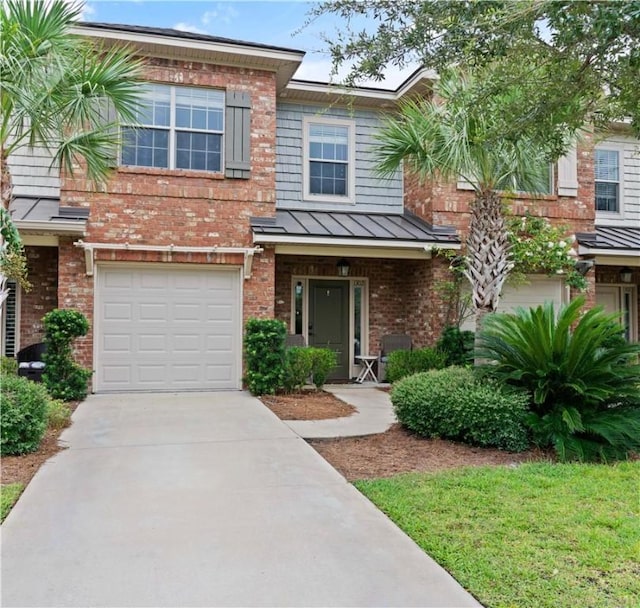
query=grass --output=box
[355,462,640,608]
[1,483,24,522]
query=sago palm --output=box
[374,70,556,345]
[478,297,640,461]
[0,0,143,306]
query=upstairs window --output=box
[595,149,620,213]
[303,117,355,203]
[122,84,224,173]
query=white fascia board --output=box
[15,220,86,236]
[72,26,304,66]
[286,68,437,103]
[579,246,640,258]
[593,254,640,267]
[253,233,460,250]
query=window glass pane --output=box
[134,85,170,126]
[309,161,347,195]
[175,131,222,172]
[294,281,304,335]
[175,87,224,132]
[595,150,619,181]
[353,285,362,362]
[121,127,169,168]
[595,182,619,212]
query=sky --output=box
[76,0,417,87]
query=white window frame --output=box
[594,145,625,219]
[290,275,369,378]
[121,84,225,173]
[302,116,356,204]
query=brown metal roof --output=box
[577,226,640,251]
[251,210,459,244]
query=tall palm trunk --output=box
[0,148,14,308]
[464,190,513,363]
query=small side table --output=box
[355,355,378,383]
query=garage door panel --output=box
[97,265,240,392]
[461,277,565,332]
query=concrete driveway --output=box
[1,392,479,607]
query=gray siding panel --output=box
[7,142,60,198]
[276,103,403,214]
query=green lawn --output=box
[356,462,640,608]
[1,483,24,522]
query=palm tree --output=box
[375,70,559,350]
[0,0,143,307]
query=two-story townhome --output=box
[4,24,639,392]
[576,126,640,342]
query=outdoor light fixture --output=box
[620,267,633,283]
[337,258,350,277]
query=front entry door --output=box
[308,280,350,380]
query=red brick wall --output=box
[20,246,58,348]
[275,254,453,353]
[405,136,596,240]
[57,59,279,369]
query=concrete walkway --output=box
[285,384,396,439]
[1,391,478,608]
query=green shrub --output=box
[46,398,72,430]
[478,297,640,461]
[42,309,92,401]
[386,347,447,383]
[436,326,475,366]
[283,347,314,392]
[391,367,530,452]
[0,356,18,376]
[1,375,49,455]
[244,318,287,395]
[309,347,336,389]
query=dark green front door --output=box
[308,280,350,380]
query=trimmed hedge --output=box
[385,347,447,383]
[283,347,314,392]
[244,318,287,395]
[42,309,92,401]
[0,356,18,377]
[1,375,49,455]
[391,367,530,452]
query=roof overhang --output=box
[577,226,640,265]
[10,197,88,237]
[72,23,305,94]
[281,68,436,108]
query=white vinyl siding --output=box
[595,136,640,227]
[276,103,404,213]
[95,265,241,392]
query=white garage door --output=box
[96,265,241,392]
[461,276,566,332]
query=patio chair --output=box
[377,334,412,382]
[17,342,47,382]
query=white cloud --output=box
[173,22,209,35]
[201,4,239,27]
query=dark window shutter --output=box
[225,91,251,179]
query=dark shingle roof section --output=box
[577,226,640,251]
[81,22,304,55]
[252,210,459,244]
[10,196,89,224]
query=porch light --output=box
[620,267,633,283]
[337,258,350,277]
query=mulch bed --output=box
[1,401,80,487]
[309,424,553,481]
[260,390,356,420]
